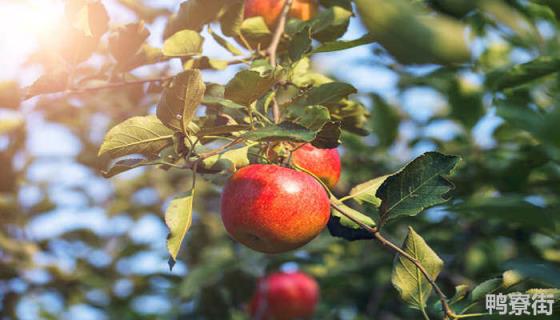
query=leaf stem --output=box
[421,307,432,320]
[330,201,457,320]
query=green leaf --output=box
[208,26,242,56]
[310,5,353,42]
[505,260,560,288]
[377,152,459,224]
[486,56,560,90]
[220,0,245,37]
[166,190,195,270]
[348,175,390,206]
[157,70,206,133]
[163,0,227,38]
[287,105,331,131]
[201,146,250,172]
[312,33,376,53]
[289,25,312,61]
[163,30,204,57]
[0,82,21,109]
[470,278,503,301]
[242,122,316,142]
[300,82,357,106]
[392,226,444,310]
[240,17,271,41]
[328,202,376,241]
[355,0,471,65]
[371,94,400,147]
[224,70,277,105]
[312,121,342,149]
[98,115,175,159]
[449,284,470,305]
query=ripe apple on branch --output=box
[19,0,484,319]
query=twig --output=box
[22,57,250,101]
[266,0,293,123]
[330,202,457,320]
[23,75,174,101]
[266,0,294,66]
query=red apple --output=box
[244,0,318,28]
[292,144,341,189]
[221,164,330,253]
[249,271,319,320]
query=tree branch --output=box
[266,0,293,123]
[23,58,250,101]
[330,202,457,320]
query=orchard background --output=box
[1,0,560,319]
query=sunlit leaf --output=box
[163,30,204,57]
[392,227,444,310]
[98,115,175,159]
[166,190,195,270]
[157,70,206,133]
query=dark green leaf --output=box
[371,94,399,147]
[224,70,277,105]
[377,152,459,224]
[242,122,316,142]
[313,33,375,53]
[163,0,227,38]
[312,121,342,149]
[289,26,312,61]
[287,105,331,131]
[486,56,560,90]
[299,82,357,106]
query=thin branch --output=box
[22,57,250,101]
[330,202,457,320]
[266,0,294,66]
[266,0,293,123]
[23,75,174,101]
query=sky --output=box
[0,1,504,319]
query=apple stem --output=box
[330,202,457,320]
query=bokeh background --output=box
[1,0,560,319]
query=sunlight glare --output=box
[0,0,64,79]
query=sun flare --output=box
[0,0,64,51]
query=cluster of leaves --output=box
[1,0,560,319]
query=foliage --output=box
[1,0,560,319]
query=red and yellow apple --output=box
[220,164,330,253]
[292,144,341,189]
[249,271,319,320]
[244,0,318,27]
